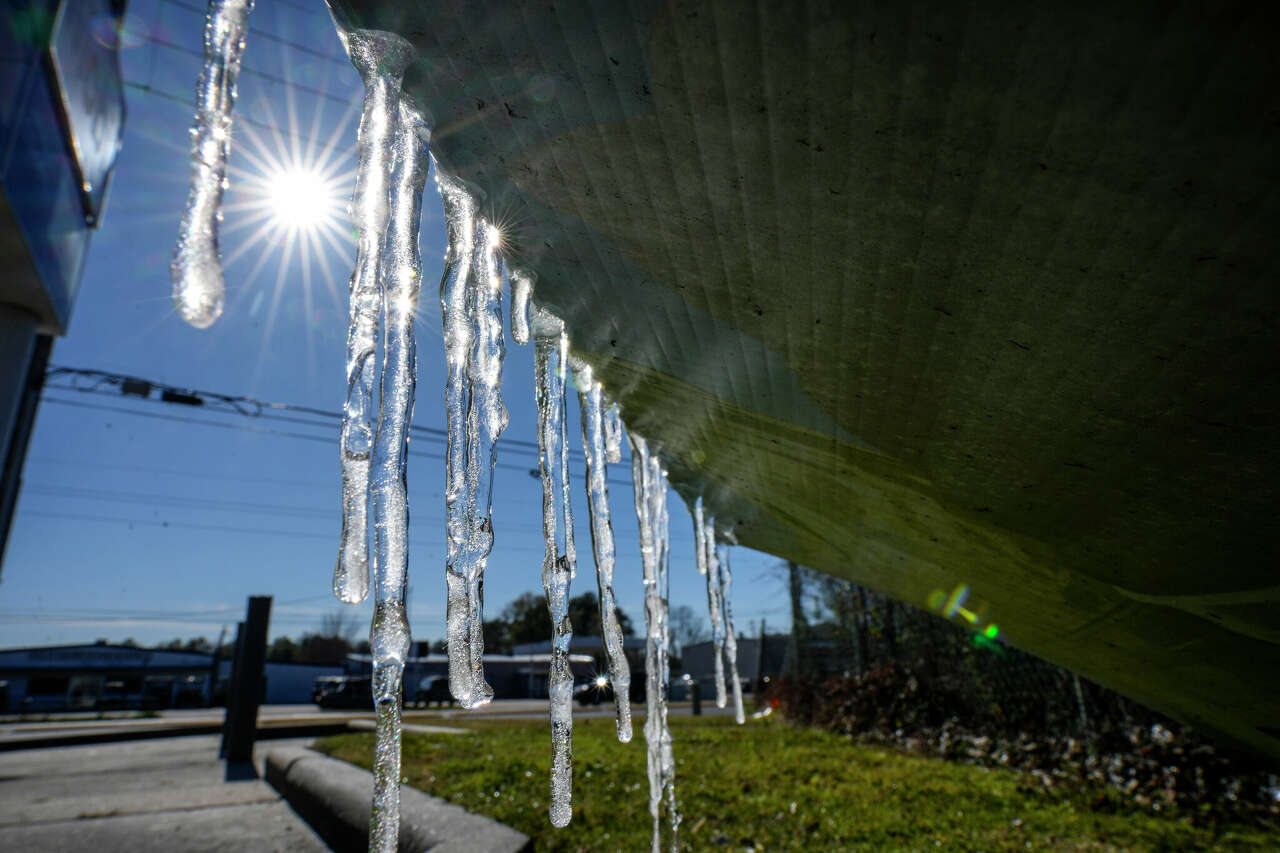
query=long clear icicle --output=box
[717,542,746,725]
[439,171,507,708]
[171,0,253,329]
[534,315,577,827]
[367,99,428,853]
[694,499,727,708]
[333,29,415,605]
[631,435,678,853]
[574,360,632,743]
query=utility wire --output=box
[45,366,604,469]
[21,508,334,541]
[47,366,557,455]
[18,509,550,556]
[41,392,632,489]
[25,484,338,521]
[38,395,565,484]
[270,0,329,17]
[44,383,449,451]
[22,456,677,549]
[124,80,341,152]
[159,0,351,67]
[27,457,336,490]
[0,596,331,622]
[146,33,353,106]
[24,482,556,538]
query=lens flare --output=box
[266,167,339,230]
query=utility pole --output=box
[221,596,272,764]
[208,624,227,706]
[786,561,807,678]
[855,585,870,677]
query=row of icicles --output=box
[168,6,745,852]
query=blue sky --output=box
[0,0,794,649]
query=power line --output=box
[158,0,351,67]
[41,367,625,483]
[26,457,334,490]
[44,381,449,451]
[17,509,551,556]
[270,0,329,17]
[46,366,562,457]
[21,508,334,541]
[37,395,560,483]
[146,33,354,106]
[123,80,341,151]
[23,482,557,538]
[24,484,337,521]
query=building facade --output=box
[0,643,342,711]
[0,0,127,571]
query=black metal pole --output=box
[223,596,272,763]
[0,335,52,574]
[219,622,244,758]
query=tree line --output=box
[133,591,657,667]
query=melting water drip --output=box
[603,402,624,464]
[438,173,507,709]
[533,313,577,827]
[717,542,746,725]
[573,360,633,743]
[694,499,727,708]
[170,0,253,329]
[509,269,533,346]
[631,435,679,853]
[333,29,416,607]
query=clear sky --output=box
[0,0,795,650]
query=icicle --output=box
[439,171,507,709]
[170,0,254,328]
[510,269,533,346]
[437,171,480,703]
[694,500,727,708]
[603,402,623,464]
[534,313,576,827]
[717,541,746,725]
[631,435,679,853]
[367,99,429,853]
[574,359,632,743]
[332,29,415,606]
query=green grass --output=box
[314,716,1275,851]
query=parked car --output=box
[573,675,614,707]
[412,675,453,708]
[313,675,373,709]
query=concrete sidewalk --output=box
[0,735,327,851]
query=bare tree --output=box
[668,605,709,655]
[786,561,809,677]
[319,609,361,642]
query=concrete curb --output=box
[346,718,470,736]
[265,744,531,853]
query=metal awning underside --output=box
[325,0,1280,760]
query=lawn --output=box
[314,715,1275,851]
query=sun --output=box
[265,166,340,231]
